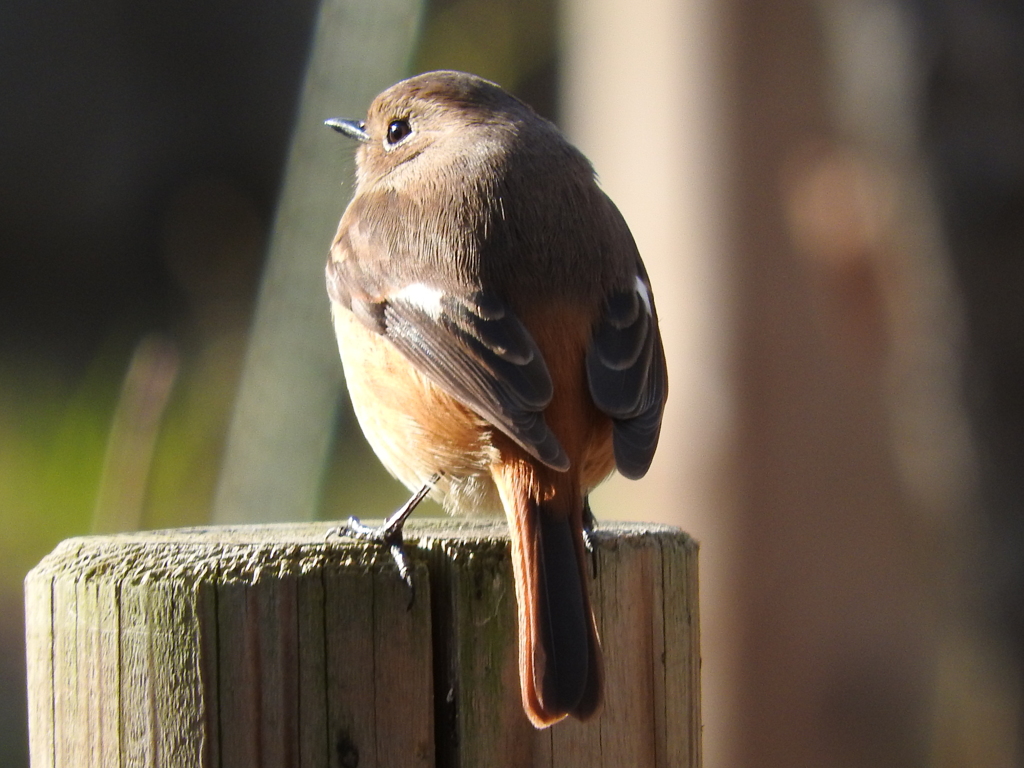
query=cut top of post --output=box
[25,520,700,768]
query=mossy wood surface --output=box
[25,520,700,767]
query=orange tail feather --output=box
[495,460,603,728]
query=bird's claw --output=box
[582,499,599,579]
[325,476,440,608]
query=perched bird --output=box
[325,70,667,728]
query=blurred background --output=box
[2,0,1022,765]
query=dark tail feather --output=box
[499,461,603,728]
[534,506,602,717]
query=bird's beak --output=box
[325,118,370,143]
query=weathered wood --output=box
[25,521,700,767]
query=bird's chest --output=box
[331,306,503,515]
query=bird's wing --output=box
[327,194,569,471]
[585,266,668,480]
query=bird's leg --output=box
[327,474,440,601]
[582,497,599,579]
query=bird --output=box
[324,70,667,728]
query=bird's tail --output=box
[494,460,603,728]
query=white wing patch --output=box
[634,276,653,316]
[393,283,445,319]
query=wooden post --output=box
[25,520,700,767]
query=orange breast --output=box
[332,299,617,514]
[332,305,503,515]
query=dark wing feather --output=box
[384,295,568,470]
[328,257,569,471]
[586,274,667,480]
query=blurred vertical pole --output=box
[212,0,423,523]
[722,1,950,766]
[560,1,736,766]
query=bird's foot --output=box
[326,475,440,604]
[582,498,599,579]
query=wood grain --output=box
[25,520,700,767]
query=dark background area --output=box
[0,2,317,761]
[0,0,318,366]
[919,0,1024,674]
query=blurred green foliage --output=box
[0,347,122,583]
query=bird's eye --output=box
[386,119,412,145]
